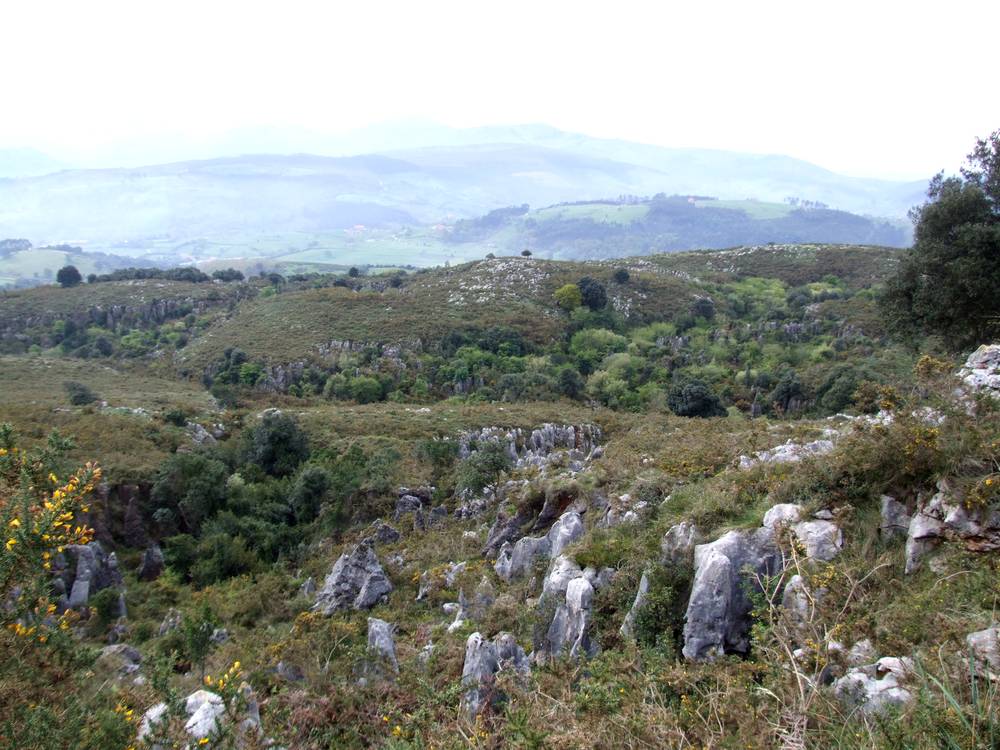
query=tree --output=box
[456,441,513,497]
[881,130,1000,349]
[521,249,533,257]
[667,379,727,418]
[64,381,97,406]
[212,268,245,282]
[238,410,309,477]
[56,265,82,288]
[151,452,230,534]
[348,267,360,278]
[554,283,583,311]
[612,268,630,284]
[577,277,608,311]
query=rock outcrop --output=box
[137,544,164,582]
[494,511,584,582]
[904,482,1000,573]
[957,344,1000,398]
[54,542,125,613]
[365,618,399,677]
[660,521,701,566]
[459,424,601,472]
[461,632,530,717]
[967,625,1000,677]
[682,527,782,660]
[619,569,650,640]
[535,577,596,663]
[738,438,835,470]
[880,495,911,541]
[313,542,392,614]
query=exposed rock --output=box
[300,577,316,598]
[739,439,835,470]
[461,632,530,717]
[210,628,229,644]
[394,494,425,531]
[427,505,448,527]
[57,542,124,612]
[540,555,583,603]
[682,527,782,660]
[140,686,263,745]
[471,577,496,620]
[313,542,393,614]
[598,494,650,528]
[275,661,305,682]
[967,625,1000,676]
[847,639,878,667]
[880,496,911,541]
[137,544,164,582]
[536,576,596,663]
[458,424,601,472]
[793,520,843,562]
[482,506,533,558]
[833,657,914,716]
[369,521,401,545]
[446,590,469,633]
[620,570,650,640]
[660,521,702,566]
[366,617,399,676]
[97,643,142,677]
[958,344,1000,398]
[185,421,217,446]
[763,503,804,528]
[494,511,584,582]
[158,608,182,637]
[781,574,814,627]
[184,690,226,740]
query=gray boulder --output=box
[536,576,596,663]
[619,569,651,640]
[494,511,584,582]
[137,544,164,582]
[967,625,1000,676]
[369,521,401,545]
[660,521,701,566]
[59,542,124,612]
[158,607,182,637]
[682,527,781,660]
[793,520,843,562]
[880,496,911,541]
[904,492,950,573]
[366,617,399,676]
[958,344,1000,398]
[833,657,913,716]
[461,632,530,717]
[313,542,392,614]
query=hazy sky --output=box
[3,0,997,180]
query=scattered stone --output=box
[313,542,392,614]
[275,661,305,682]
[210,628,229,644]
[738,439,835,470]
[184,690,226,740]
[366,617,399,676]
[494,511,584,582]
[158,608,182,637]
[957,344,1000,398]
[394,494,425,531]
[847,639,878,667]
[370,521,401,545]
[300,577,316,598]
[98,643,142,677]
[57,542,124,612]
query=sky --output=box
[2,0,998,180]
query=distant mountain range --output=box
[0,124,924,271]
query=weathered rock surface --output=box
[459,424,601,472]
[880,495,911,541]
[682,527,782,660]
[958,344,1000,398]
[313,542,392,614]
[536,576,596,663]
[738,438,835,470]
[904,483,1000,573]
[619,569,651,640]
[139,686,263,745]
[55,542,124,612]
[660,521,701,566]
[967,625,1000,676]
[369,521,401,545]
[461,632,530,717]
[158,607,181,637]
[137,544,164,582]
[833,657,913,716]
[494,511,584,582]
[366,617,399,676]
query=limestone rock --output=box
[880,496,911,541]
[619,569,650,640]
[536,576,596,663]
[739,439,835,470]
[366,617,399,676]
[660,521,701,566]
[137,544,164,582]
[967,625,1000,676]
[904,492,950,573]
[682,527,781,660]
[370,521,401,545]
[833,657,913,716]
[58,542,124,612]
[313,542,392,614]
[958,344,1000,398]
[461,632,530,717]
[793,520,843,562]
[158,607,182,637]
[184,690,225,740]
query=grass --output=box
[532,203,650,225]
[693,198,795,220]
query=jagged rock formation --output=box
[139,685,262,745]
[313,542,392,614]
[880,495,911,541]
[619,570,650,640]
[957,344,1000,398]
[494,511,584,582]
[535,577,596,662]
[461,632,530,717]
[904,481,1000,573]
[660,521,701,566]
[738,437,835,470]
[967,625,1000,677]
[364,618,399,677]
[53,542,125,613]
[459,423,601,472]
[137,544,164,582]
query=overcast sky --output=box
[3,0,997,180]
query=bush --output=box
[151,452,229,534]
[577,277,608,311]
[63,381,97,406]
[612,268,630,284]
[56,265,82,288]
[667,379,727,418]
[456,441,513,496]
[289,465,332,523]
[238,411,309,478]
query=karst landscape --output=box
[2,4,999,749]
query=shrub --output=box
[238,411,309,478]
[612,268,630,284]
[577,277,608,311]
[56,265,82,288]
[456,441,513,496]
[151,452,229,534]
[667,379,727,418]
[289,465,332,523]
[63,381,97,406]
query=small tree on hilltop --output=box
[521,249,533,258]
[56,265,82,288]
[613,268,630,284]
[882,130,1000,349]
[457,441,513,497]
